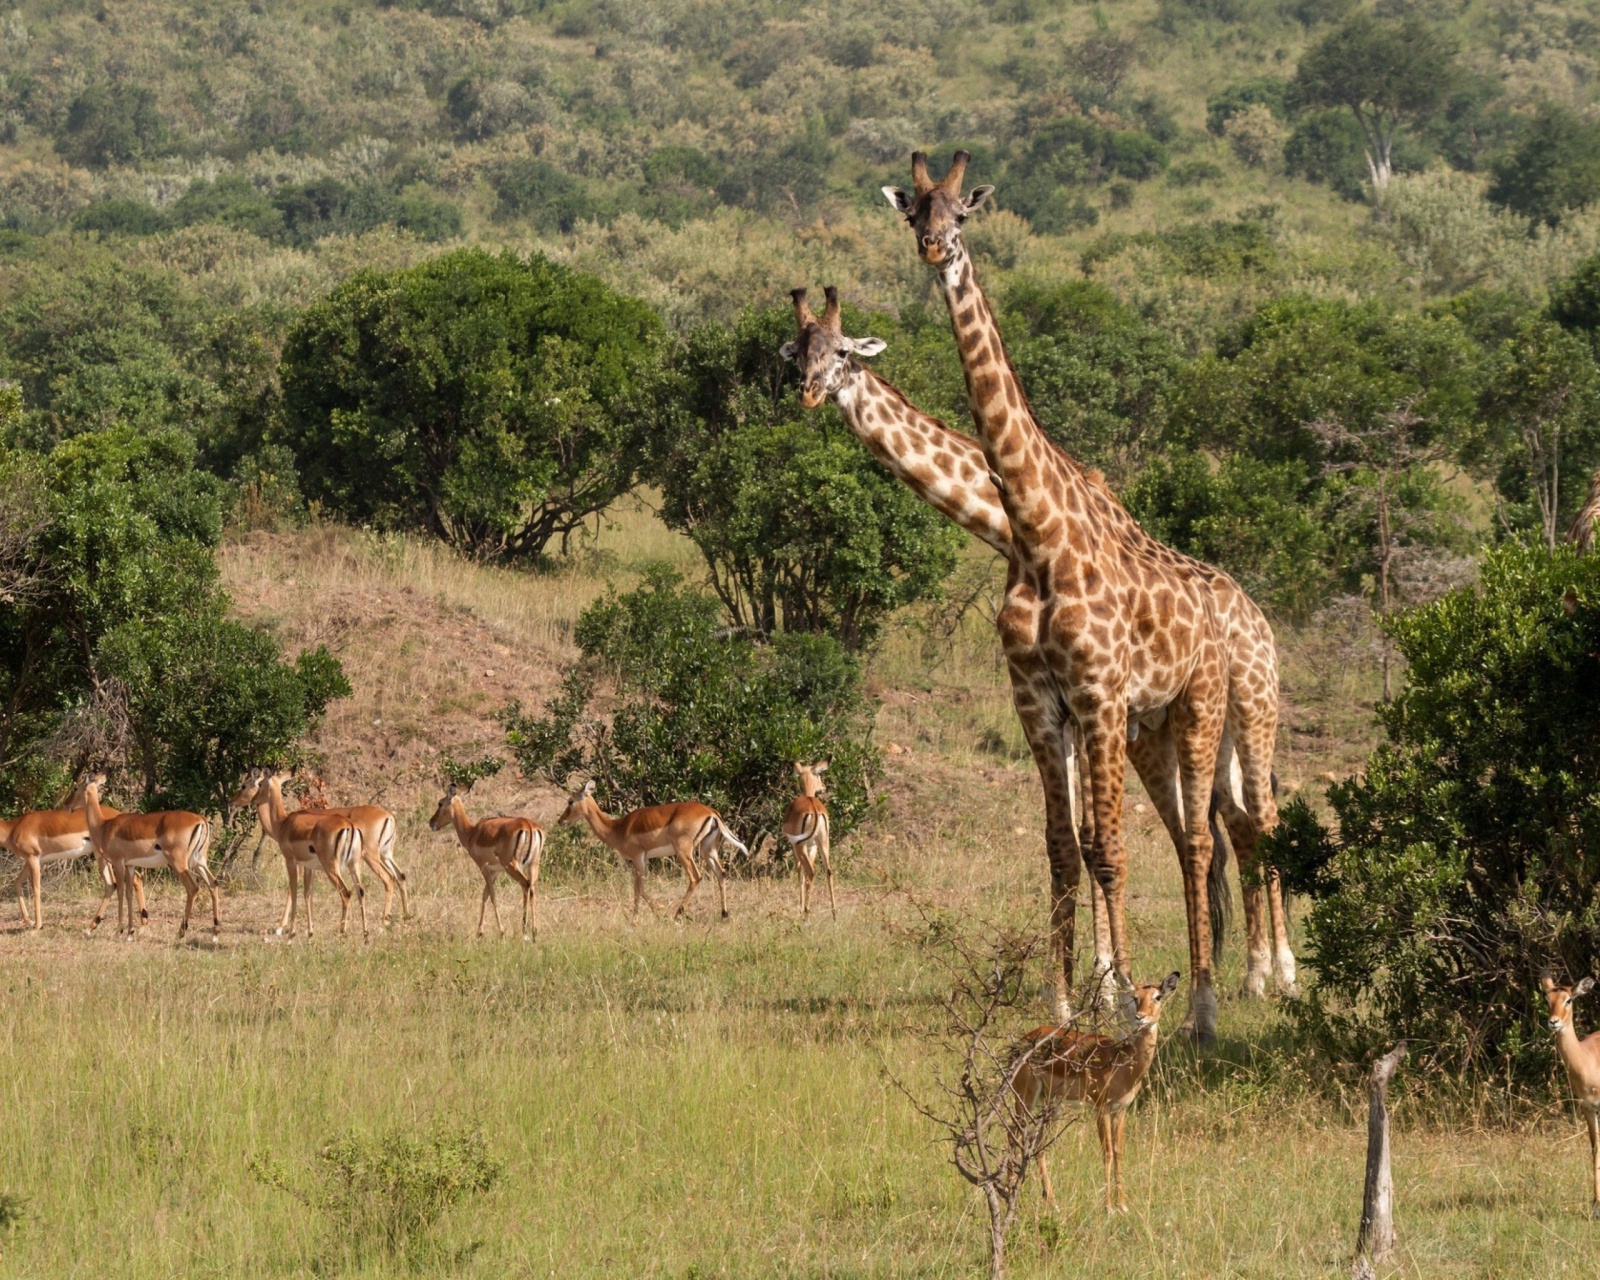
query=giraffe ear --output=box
[779,340,799,364]
[962,185,995,214]
[882,186,915,215]
[846,337,887,359]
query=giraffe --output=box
[882,151,1288,1035]
[782,285,1295,1019]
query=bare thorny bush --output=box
[888,903,1104,1280]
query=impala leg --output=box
[132,869,149,931]
[706,842,728,921]
[820,838,837,921]
[363,848,397,927]
[278,854,297,936]
[1587,1105,1600,1217]
[303,867,316,938]
[1110,1110,1128,1214]
[799,848,814,917]
[26,856,42,930]
[507,863,532,941]
[383,848,411,920]
[175,868,199,941]
[673,848,701,919]
[1097,1110,1117,1214]
[199,864,220,943]
[327,866,354,937]
[487,870,505,939]
[87,861,121,936]
[13,862,30,927]
[477,868,493,938]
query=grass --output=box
[5,519,1600,1277]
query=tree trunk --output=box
[1353,1041,1407,1276]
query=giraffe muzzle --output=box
[799,383,827,410]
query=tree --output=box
[1290,544,1600,1084]
[55,83,170,169]
[1479,318,1600,550]
[279,249,662,562]
[0,426,345,811]
[652,306,962,650]
[501,566,880,841]
[1487,105,1600,229]
[1291,15,1457,193]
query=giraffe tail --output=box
[1207,791,1233,962]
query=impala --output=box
[1011,970,1181,1213]
[230,769,365,940]
[558,780,748,920]
[782,762,834,919]
[323,797,409,927]
[429,782,543,940]
[71,772,219,943]
[5,802,146,931]
[1542,971,1600,1216]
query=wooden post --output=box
[1352,1041,1407,1279]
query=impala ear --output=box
[963,185,995,214]
[1578,977,1596,998]
[816,761,829,774]
[582,779,596,797]
[1157,971,1181,999]
[882,186,914,216]
[779,340,799,364]
[846,337,887,359]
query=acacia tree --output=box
[1292,15,1457,194]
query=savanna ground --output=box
[2,505,1596,1278]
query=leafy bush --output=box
[1002,116,1167,232]
[249,1125,500,1259]
[55,83,170,169]
[1207,78,1289,135]
[502,566,881,842]
[1293,545,1600,1084]
[651,305,962,650]
[1284,107,1370,201]
[279,248,661,561]
[72,200,171,237]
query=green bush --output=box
[1207,78,1289,135]
[279,248,661,561]
[1488,104,1600,228]
[71,200,172,237]
[501,566,881,843]
[249,1125,500,1260]
[56,83,171,169]
[1294,545,1600,1084]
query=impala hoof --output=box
[1590,1201,1600,1220]
[720,910,729,921]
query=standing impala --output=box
[558,780,748,920]
[429,782,543,940]
[72,772,219,943]
[6,802,146,931]
[1542,971,1600,1216]
[1011,971,1181,1214]
[231,769,365,940]
[320,793,408,928]
[782,762,834,919]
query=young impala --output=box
[428,782,543,940]
[71,772,219,943]
[558,780,748,920]
[5,802,146,931]
[1542,971,1600,1216]
[1011,971,1181,1213]
[230,769,365,940]
[782,762,834,919]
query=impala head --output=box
[882,150,994,266]
[559,779,597,825]
[227,767,266,823]
[429,782,465,832]
[779,286,887,410]
[794,760,829,798]
[1127,971,1182,1032]
[66,770,109,811]
[1541,970,1595,1034]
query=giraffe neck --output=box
[833,365,1011,556]
[937,243,1092,557]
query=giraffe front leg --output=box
[1077,699,1133,989]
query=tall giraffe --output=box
[883,151,1286,1035]
[783,286,1294,1017]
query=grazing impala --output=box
[231,770,365,940]
[558,780,748,920]
[429,782,543,940]
[6,802,146,930]
[1541,971,1600,1216]
[1011,971,1181,1213]
[782,762,834,919]
[71,773,219,943]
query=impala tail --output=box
[339,826,362,872]
[715,818,749,861]
[189,820,218,886]
[516,828,542,875]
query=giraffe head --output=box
[779,286,886,409]
[882,150,994,266]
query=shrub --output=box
[55,83,170,169]
[489,157,600,231]
[71,200,171,236]
[501,565,882,842]
[1284,107,1369,201]
[1293,545,1600,1085]
[279,249,661,562]
[1488,104,1600,228]
[249,1125,500,1259]
[1206,78,1289,135]
[1224,103,1282,168]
